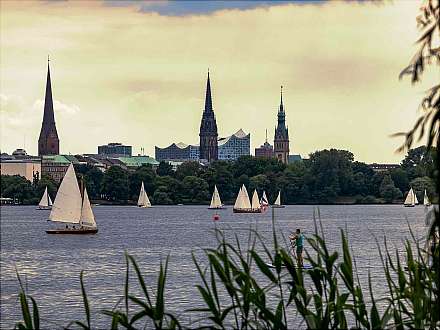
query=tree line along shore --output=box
[1,146,437,206]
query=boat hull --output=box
[233,208,262,213]
[208,207,227,210]
[272,205,285,208]
[404,205,416,207]
[46,228,98,234]
[37,206,52,210]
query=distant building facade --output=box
[155,143,200,162]
[218,129,250,161]
[41,155,74,183]
[199,71,218,162]
[255,130,274,158]
[38,60,60,156]
[0,159,41,182]
[369,163,400,172]
[273,86,289,164]
[98,143,132,158]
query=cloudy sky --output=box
[0,0,435,163]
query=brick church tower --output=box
[38,58,59,156]
[199,71,218,162]
[274,86,289,164]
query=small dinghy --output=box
[137,181,152,208]
[37,186,52,210]
[404,187,418,207]
[272,191,285,208]
[46,164,98,234]
[209,185,225,209]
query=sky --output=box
[0,0,436,163]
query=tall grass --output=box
[14,210,439,329]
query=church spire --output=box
[43,56,55,125]
[279,85,284,112]
[38,56,59,156]
[204,69,213,112]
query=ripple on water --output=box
[1,205,428,328]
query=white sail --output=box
[233,186,244,209]
[251,190,261,209]
[38,187,50,207]
[423,190,430,206]
[274,191,281,206]
[210,185,222,208]
[241,185,252,209]
[49,164,82,224]
[404,188,417,206]
[233,185,252,210]
[260,191,269,206]
[80,187,96,228]
[137,182,151,207]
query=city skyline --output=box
[1,1,437,163]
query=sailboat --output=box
[403,187,418,207]
[423,189,431,206]
[260,191,269,208]
[37,186,52,210]
[233,185,262,213]
[272,191,285,208]
[209,185,225,209]
[46,163,98,234]
[137,182,152,208]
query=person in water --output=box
[289,229,304,267]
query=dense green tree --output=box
[1,175,36,204]
[175,161,203,180]
[156,161,174,177]
[379,174,402,203]
[152,187,173,205]
[128,165,156,200]
[409,176,436,202]
[181,176,209,204]
[401,146,437,180]
[84,168,103,200]
[308,149,354,201]
[390,168,409,194]
[101,166,129,202]
[202,161,235,202]
[35,175,58,202]
[155,176,183,204]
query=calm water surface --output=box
[0,205,428,328]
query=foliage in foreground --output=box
[14,211,439,330]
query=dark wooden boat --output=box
[233,208,262,213]
[46,228,98,234]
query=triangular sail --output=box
[404,188,418,206]
[48,194,53,206]
[241,185,252,209]
[251,190,261,209]
[234,186,244,209]
[210,185,222,208]
[424,190,430,206]
[39,187,49,207]
[274,191,281,206]
[49,163,82,224]
[80,187,96,228]
[145,190,151,207]
[260,191,269,206]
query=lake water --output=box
[0,205,429,328]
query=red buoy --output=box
[213,214,220,221]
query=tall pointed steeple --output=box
[38,56,59,156]
[204,69,213,112]
[274,85,289,164]
[199,70,218,162]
